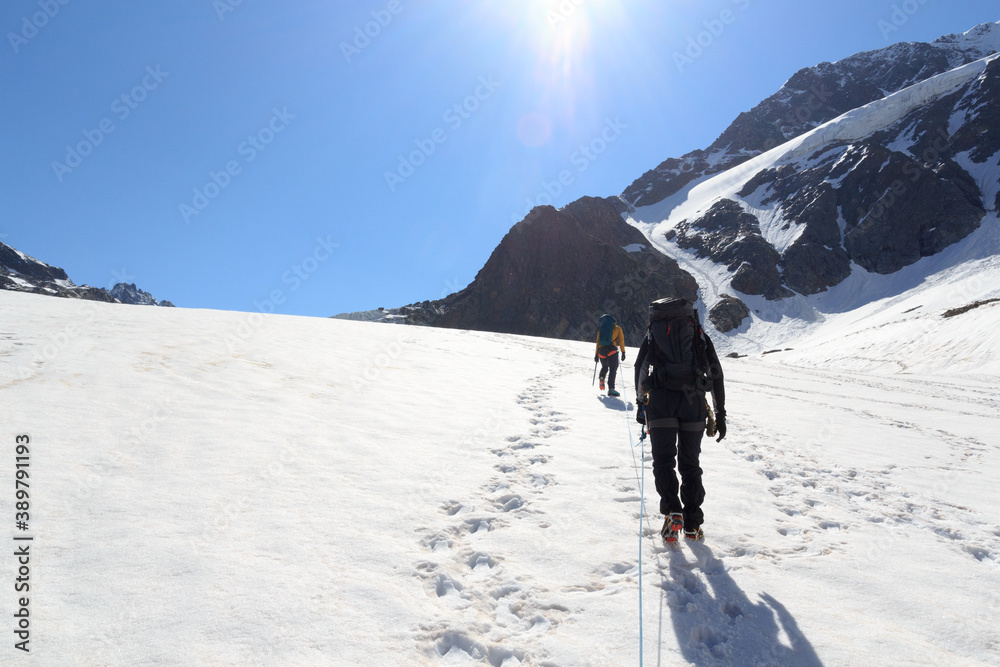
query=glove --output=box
[620,350,626,362]
[636,402,646,425]
[594,354,599,364]
[715,413,727,442]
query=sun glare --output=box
[477,0,634,147]
[527,2,608,139]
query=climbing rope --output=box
[625,393,648,665]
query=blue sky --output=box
[1,1,995,316]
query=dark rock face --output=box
[949,40,1000,162]
[623,24,1000,210]
[781,241,851,296]
[400,197,698,346]
[0,242,172,306]
[0,242,115,302]
[672,200,792,300]
[947,56,1000,216]
[708,295,750,333]
[773,181,852,294]
[838,147,985,273]
[0,270,117,302]
[732,123,986,292]
[0,243,69,283]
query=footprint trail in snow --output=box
[411,344,577,664]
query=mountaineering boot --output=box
[684,527,704,542]
[661,513,683,542]
[607,388,620,397]
[599,378,605,391]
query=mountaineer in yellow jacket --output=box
[595,313,625,397]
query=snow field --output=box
[1,289,999,665]
[0,292,553,663]
[715,357,1000,665]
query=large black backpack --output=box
[645,298,711,392]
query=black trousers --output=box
[598,349,619,389]
[650,426,705,528]
[646,388,706,528]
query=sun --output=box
[477,0,634,143]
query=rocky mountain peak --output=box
[110,283,175,307]
[623,20,1000,210]
[0,241,174,307]
[351,197,698,346]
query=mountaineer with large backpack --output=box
[595,314,626,397]
[634,297,727,543]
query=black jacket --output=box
[634,327,726,418]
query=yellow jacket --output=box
[596,325,625,358]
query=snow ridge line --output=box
[662,53,1000,224]
[410,355,573,663]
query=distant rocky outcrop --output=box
[110,283,175,307]
[669,199,794,301]
[354,197,698,346]
[0,242,174,306]
[708,294,751,333]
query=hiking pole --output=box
[592,359,598,386]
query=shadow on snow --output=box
[597,395,632,412]
[657,542,823,666]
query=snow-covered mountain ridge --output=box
[0,241,173,306]
[627,46,1000,353]
[343,22,1000,360]
[623,21,1000,209]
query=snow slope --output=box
[1,290,998,665]
[714,215,1000,372]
